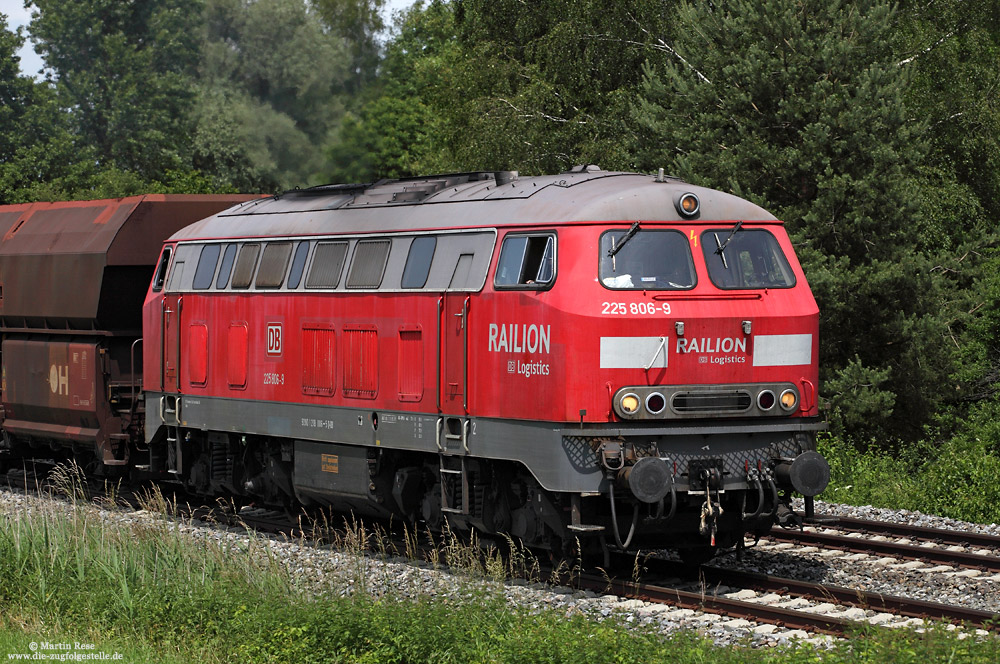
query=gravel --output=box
[1,485,995,649]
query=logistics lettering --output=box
[515,359,550,377]
[709,355,746,365]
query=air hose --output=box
[608,482,639,549]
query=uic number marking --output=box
[601,302,671,315]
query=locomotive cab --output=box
[548,204,827,559]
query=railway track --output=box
[589,553,1000,637]
[676,561,998,632]
[765,517,1000,573]
[807,514,1000,550]
[578,571,855,637]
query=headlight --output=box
[620,393,640,415]
[757,389,776,411]
[779,388,798,411]
[676,192,700,217]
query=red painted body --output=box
[142,221,817,425]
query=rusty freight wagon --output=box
[0,195,257,473]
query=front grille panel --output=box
[671,390,752,413]
[611,382,799,420]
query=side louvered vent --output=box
[343,327,378,398]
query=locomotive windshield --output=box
[599,229,695,290]
[701,228,795,289]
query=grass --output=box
[818,431,1000,524]
[0,474,998,663]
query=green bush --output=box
[819,426,1000,524]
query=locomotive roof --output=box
[171,169,778,241]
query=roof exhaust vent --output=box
[494,170,519,186]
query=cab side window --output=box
[152,247,172,292]
[494,234,555,288]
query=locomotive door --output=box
[161,294,183,394]
[440,292,469,415]
[439,252,475,418]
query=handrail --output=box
[462,296,470,413]
[436,297,443,413]
[129,338,143,424]
[160,300,167,389]
[175,297,183,391]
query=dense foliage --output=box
[2,0,1000,456]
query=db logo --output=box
[266,323,282,356]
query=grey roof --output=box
[170,170,779,242]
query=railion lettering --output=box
[676,337,746,354]
[488,323,551,354]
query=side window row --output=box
[161,232,495,293]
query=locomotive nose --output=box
[775,450,830,497]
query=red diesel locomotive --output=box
[0,169,829,561]
[141,167,828,560]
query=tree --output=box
[28,0,204,181]
[196,0,351,189]
[324,0,458,182]
[633,0,976,442]
[442,0,675,172]
[324,0,679,181]
[894,0,1000,236]
[0,13,91,203]
[313,0,387,93]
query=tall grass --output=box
[1,468,998,662]
[0,485,290,649]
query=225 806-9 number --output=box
[601,301,671,315]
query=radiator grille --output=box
[671,390,752,413]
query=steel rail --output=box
[808,515,1000,550]
[766,529,1000,573]
[576,572,854,636]
[695,565,1000,631]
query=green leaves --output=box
[29,0,202,180]
[633,0,996,442]
[10,0,385,195]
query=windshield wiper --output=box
[713,220,743,269]
[608,221,641,258]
